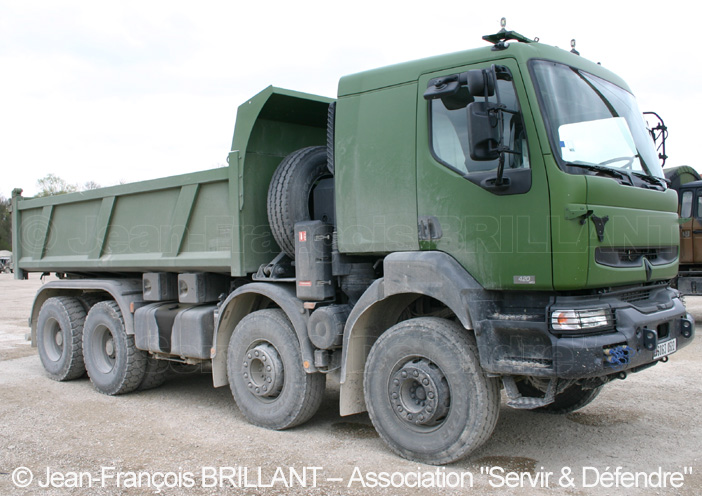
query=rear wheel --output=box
[76,293,107,313]
[137,356,170,391]
[83,301,146,395]
[364,318,500,465]
[227,309,325,429]
[36,296,87,381]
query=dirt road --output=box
[1,272,700,495]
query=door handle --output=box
[418,216,443,241]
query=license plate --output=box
[654,339,677,360]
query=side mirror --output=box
[467,102,500,161]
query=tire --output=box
[137,356,170,391]
[517,380,603,414]
[364,318,500,465]
[36,296,87,381]
[77,293,107,313]
[267,146,330,257]
[83,301,147,395]
[227,309,325,430]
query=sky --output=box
[1,0,698,198]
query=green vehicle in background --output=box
[11,25,694,465]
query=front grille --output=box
[595,246,678,268]
[619,288,653,303]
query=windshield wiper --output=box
[631,171,668,190]
[565,162,634,185]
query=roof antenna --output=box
[570,39,580,56]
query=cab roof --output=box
[337,40,629,97]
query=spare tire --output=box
[267,146,330,257]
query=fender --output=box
[211,282,317,388]
[28,278,143,345]
[339,251,486,416]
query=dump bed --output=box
[12,87,332,278]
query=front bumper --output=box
[476,286,695,379]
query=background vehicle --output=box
[11,26,694,465]
[0,250,12,273]
[665,165,702,294]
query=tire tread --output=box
[84,301,146,395]
[267,146,328,257]
[37,296,87,381]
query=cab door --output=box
[415,59,552,290]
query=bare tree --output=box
[36,174,79,197]
[83,181,101,190]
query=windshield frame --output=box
[528,59,664,181]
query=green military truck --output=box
[12,26,695,465]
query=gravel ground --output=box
[0,272,700,495]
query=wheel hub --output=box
[243,343,284,398]
[54,330,63,347]
[389,358,450,426]
[105,337,115,358]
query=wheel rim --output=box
[43,318,64,362]
[242,342,284,399]
[389,357,450,429]
[91,324,116,374]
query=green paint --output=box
[12,41,678,292]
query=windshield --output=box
[531,60,663,179]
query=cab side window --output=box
[429,78,529,175]
[680,190,693,218]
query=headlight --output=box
[551,308,613,333]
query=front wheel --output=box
[227,309,325,429]
[364,318,500,465]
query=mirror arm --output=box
[491,105,521,188]
[643,111,668,167]
[495,152,506,186]
[492,104,508,186]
